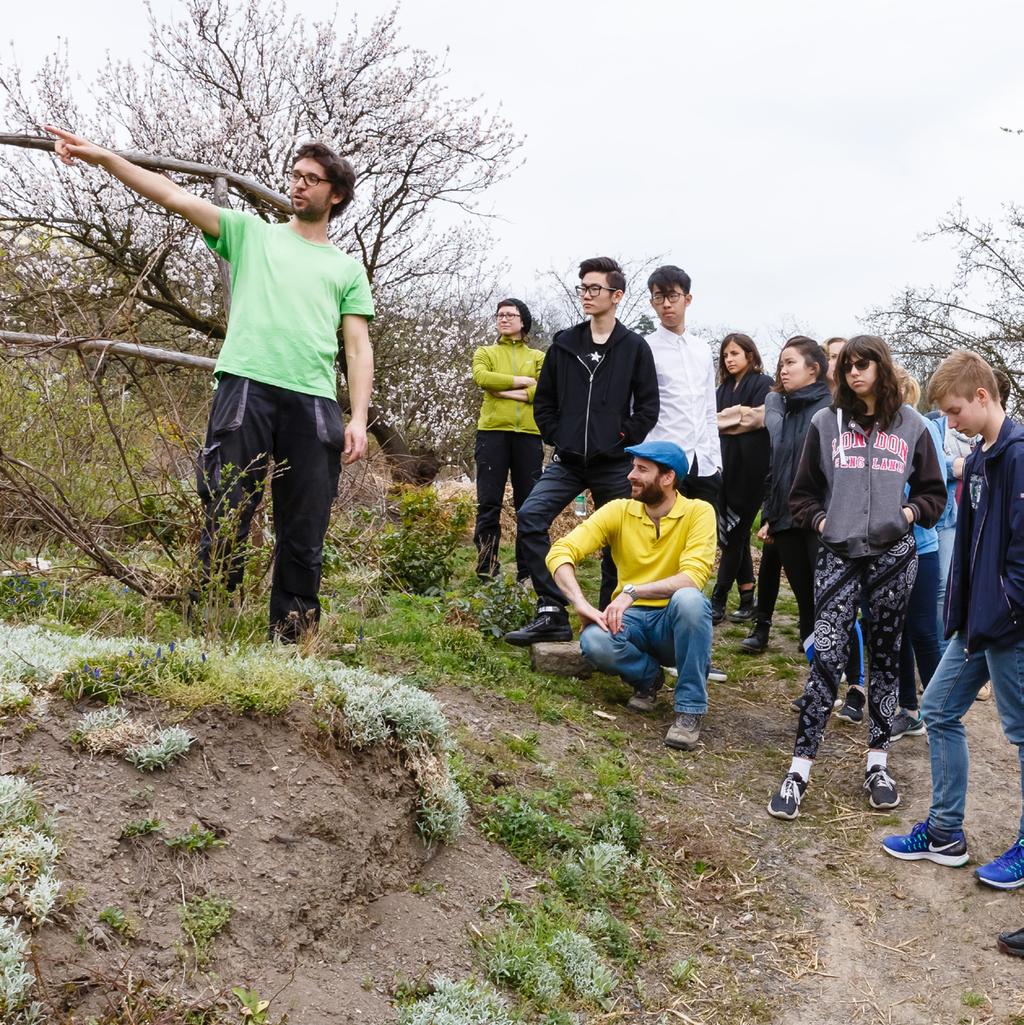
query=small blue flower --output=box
[169,641,176,653]
[155,646,162,659]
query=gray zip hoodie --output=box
[789,404,947,558]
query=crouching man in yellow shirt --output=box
[546,440,717,750]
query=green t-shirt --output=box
[204,209,375,399]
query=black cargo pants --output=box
[197,374,344,640]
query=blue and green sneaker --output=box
[975,838,1024,890]
[881,820,969,867]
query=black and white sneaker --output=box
[864,766,900,809]
[707,664,727,683]
[767,772,807,820]
[890,709,926,741]
[504,606,573,647]
[835,687,866,724]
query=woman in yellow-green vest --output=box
[472,299,546,580]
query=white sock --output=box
[866,751,887,772]
[789,757,813,783]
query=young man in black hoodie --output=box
[505,257,660,646]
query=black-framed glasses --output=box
[495,311,521,320]
[575,284,618,298]
[650,291,688,305]
[289,170,328,188]
[845,356,875,372]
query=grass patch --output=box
[179,895,232,965]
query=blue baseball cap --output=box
[624,440,689,484]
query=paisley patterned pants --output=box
[794,534,918,758]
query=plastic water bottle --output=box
[574,494,587,517]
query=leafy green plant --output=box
[119,817,161,840]
[232,986,272,1023]
[165,823,226,854]
[379,486,473,595]
[98,906,136,939]
[480,792,583,864]
[179,896,232,965]
[462,575,535,637]
[670,957,698,988]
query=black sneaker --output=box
[835,687,865,724]
[864,766,900,809]
[729,590,756,622]
[627,668,665,713]
[791,690,809,714]
[711,601,726,625]
[998,927,1024,958]
[739,620,770,653]
[504,606,573,647]
[767,772,806,820]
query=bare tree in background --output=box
[0,0,520,463]
[866,203,1024,413]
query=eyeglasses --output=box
[845,357,875,372]
[496,311,521,320]
[289,170,328,188]
[575,284,618,298]
[650,292,688,305]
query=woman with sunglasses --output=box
[712,333,774,624]
[768,336,946,819]
[471,299,546,581]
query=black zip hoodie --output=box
[533,320,659,466]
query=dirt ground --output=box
[3,647,1024,1023]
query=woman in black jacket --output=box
[711,333,774,623]
[757,337,832,657]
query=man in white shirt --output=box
[644,266,722,505]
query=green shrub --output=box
[380,487,472,595]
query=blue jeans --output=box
[921,635,1024,836]
[579,589,712,714]
[935,524,956,653]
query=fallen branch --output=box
[0,331,215,371]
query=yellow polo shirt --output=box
[545,494,717,607]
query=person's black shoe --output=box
[998,927,1024,958]
[739,620,770,654]
[711,601,726,625]
[504,606,573,647]
[729,590,756,622]
[835,686,866,724]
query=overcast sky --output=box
[7,0,1023,353]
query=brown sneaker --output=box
[664,712,704,750]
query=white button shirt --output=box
[645,324,722,475]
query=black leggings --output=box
[794,536,917,758]
[755,541,782,623]
[773,528,819,647]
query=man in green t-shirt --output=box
[46,125,375,640]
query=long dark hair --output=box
[718,332,763,384]
[771,335,827,393]
[834,335,903,429]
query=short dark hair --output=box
[579,257,626,293]
[647,265,691,295]
[293,141,356,220]
[718,332,763,382]
[773,335,826,392]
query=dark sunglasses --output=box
[844,356,875,373]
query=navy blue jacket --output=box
[944,416,1024,652]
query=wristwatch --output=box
[621,584,637,602]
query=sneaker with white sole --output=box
[767,772,806,820]
[890,709,926,741]
[975,838,1024,890]
[881,820,969,866]
[864,766,900,809]
[707,665,727,683]
[835,687,865,724]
